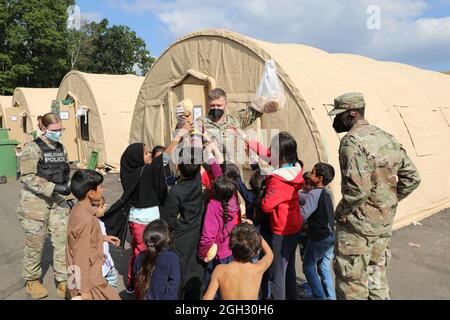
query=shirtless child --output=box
[203,223,273,300]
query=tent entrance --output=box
[172,75,210,116]
[58,97,80,162]
[5,106,29,144]
[168,70,217,131]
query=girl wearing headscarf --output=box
[102,123,191,294]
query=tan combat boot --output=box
[25,280,48,299]
[56,281,67,299]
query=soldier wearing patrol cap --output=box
[17,112,71,299]
[329,92,421,300]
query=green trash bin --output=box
[0,128,10,140]
[0,138,19,179]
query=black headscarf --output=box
[120,143,146,192]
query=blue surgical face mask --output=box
[45,130,62,142]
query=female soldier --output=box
[17,112,71,299]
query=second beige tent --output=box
[0,95,12,129]
[130,29,450,229]
[56,71,144,168]
[7,88,58,145]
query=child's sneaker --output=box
[298,282,313,299]
[126,284,135,294]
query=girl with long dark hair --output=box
[134,219,180,300]
[198,176,240,296]
[261,131,305,300]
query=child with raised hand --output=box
[134,219,180,300]
[151,145,177,186]
[204,140,249,224]
[260,132,304,300]
[198,176,240,295]
[160,147,206,300]
[203,223,273,300]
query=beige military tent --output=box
[7,88,58,145]
[0,95,12,129]
[130,29,450,229]
[56,71,144,167]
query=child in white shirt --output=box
[95,197,120,288]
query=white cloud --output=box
[107,0,450,69]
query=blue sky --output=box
[76,0,169,57]
[76,0,450,72]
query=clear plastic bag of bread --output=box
[252,59,287,113]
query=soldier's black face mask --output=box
[208,108,225,122]
[333,113,353,133]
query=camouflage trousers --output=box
[334,222,391,300]
[17,190,69,282]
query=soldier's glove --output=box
[54,184,71,196]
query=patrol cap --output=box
[328,92,366,116]
[176,99,194,117]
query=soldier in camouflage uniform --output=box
[17,113,72,299]
[200,88,262,151]
[328,92,421,300]
[172,88,263,165]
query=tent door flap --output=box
[59,102,80,162]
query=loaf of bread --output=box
[263,100,280,113]
[205,243,218,262]
[252,96,282,113]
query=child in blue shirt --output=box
[299,162,336,300]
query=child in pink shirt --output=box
[198,176,240,298]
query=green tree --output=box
[0,0,74,95]
[0,2,154,95]
[74,19,154,75]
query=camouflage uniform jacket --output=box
[19,137,69,205]
[335,120,421,236]
[198,107,263,165]
[200,106,263,146]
